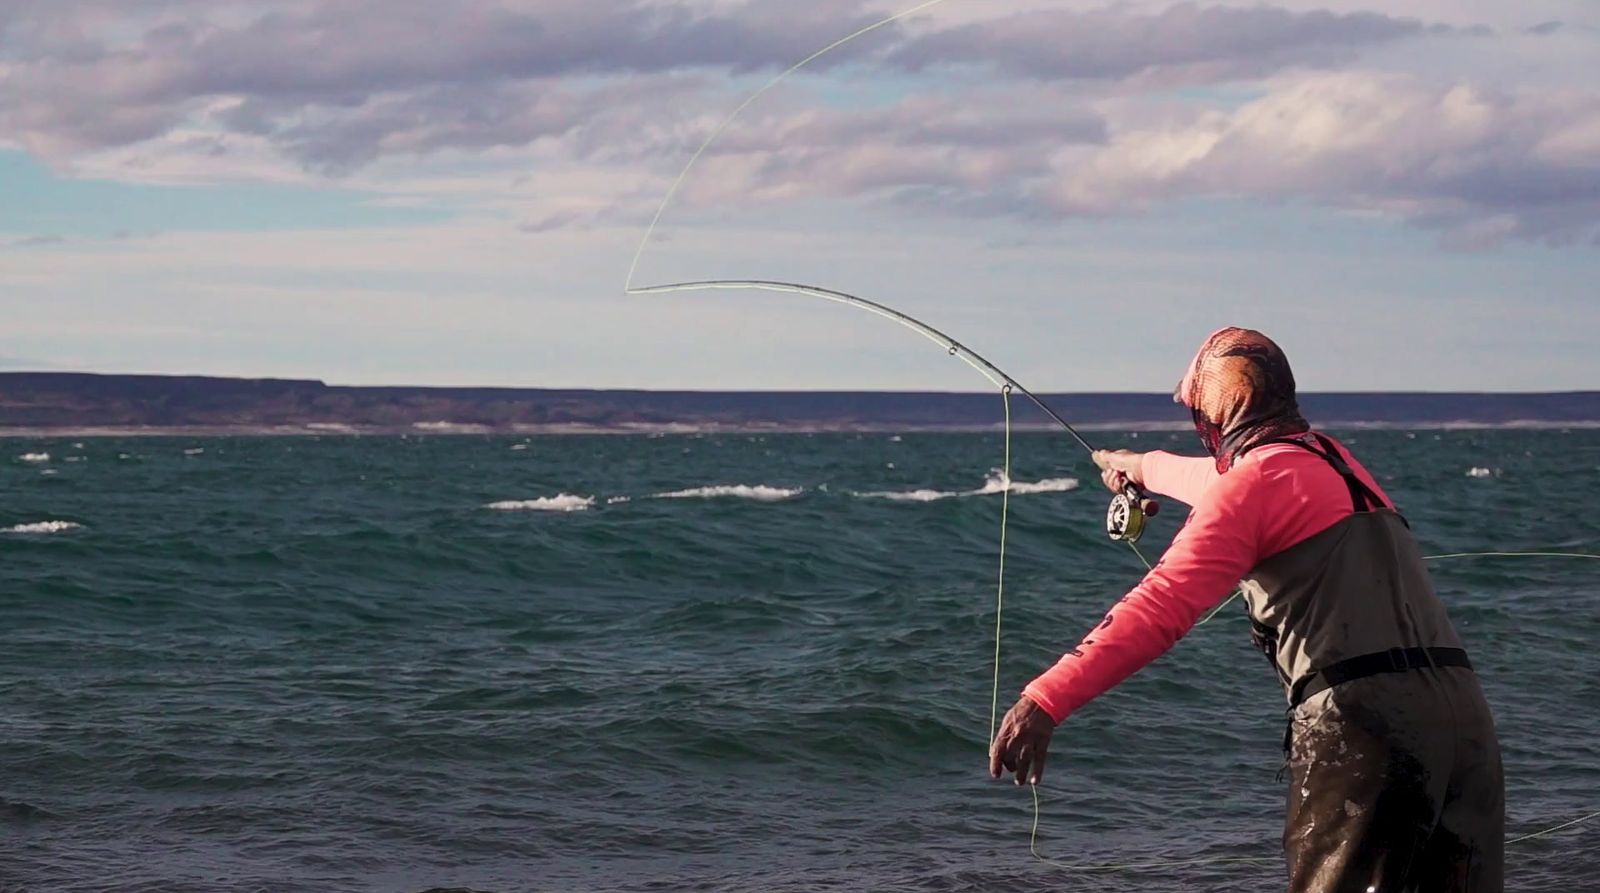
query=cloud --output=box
[675,87,1106,212]
[1047,72,1600,245]
[2,1,1596,248]
[0,0,890,158]
[1,1,1479,167]
[887,3,1471,84]
[9,235,68,248]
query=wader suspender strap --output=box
[1250,433,1388,514]
[1244,434,1469,714]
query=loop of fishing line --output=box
[989,388,1012,748]
[623,0,1598,876]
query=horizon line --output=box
[1,371,1596,397]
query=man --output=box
[988,327,1504,892]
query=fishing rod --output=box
[632,278,1161,543]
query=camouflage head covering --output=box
[1174,327,1309,473]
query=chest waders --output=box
[1235,434,1505,893]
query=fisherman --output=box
[988,328,1504,892]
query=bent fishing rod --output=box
[632,278,1161,543]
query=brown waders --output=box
[1240,435,1505,893]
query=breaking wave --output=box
[854,471,1079,502]
[654,485,803,502]
[4,521,84,535]
[18,452,50,463]
[486,495,596,513]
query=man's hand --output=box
[1092,449,1145,493]
[989,696,1056,785]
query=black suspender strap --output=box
[1249,433,1390,514]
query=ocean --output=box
[3,430,1597,892]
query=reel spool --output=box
[1106,485,1160,543]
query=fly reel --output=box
[1106,485,1160,543]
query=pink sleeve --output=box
[1022,467,1262,723]
[1140,450,1219,507]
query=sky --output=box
[2,0,1598,392]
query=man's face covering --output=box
[1174,328,1310,473]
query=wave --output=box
[18,452,49,463]
[0,796,56,822]
[4,521,83,535]
[854,471,1079,502]
[413,421,492,434]
[1466,467,1495,479]
[486,495,595,513]
[654,485,803,502]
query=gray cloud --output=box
[0,1,1477,164]
[2,2,1593,248]
[9,234,68,248]
[0,0,887,158]
[262,74,711,174]
[170,0,884,98]
[522,85,1107,230]
[685,90,1105,207]
[886,3,1471,83]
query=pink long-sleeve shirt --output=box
[1022,434,1393,723]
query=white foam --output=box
[654,485,803,502]
[414,421,492,433]
[1006,477,1081,496]
[857,488,957,503]
[856,471,1080,502]
[510,444,530,451]
[19,452,49,463]
[1466,467,1494,479]
[183,448,205,456]
[486,494,596,512]
[4,521,83,535]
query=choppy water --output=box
[3,430,1597,892]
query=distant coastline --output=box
[6,421,1600,439]
[2,372,1598,436]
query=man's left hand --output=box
[989,696,1056,785]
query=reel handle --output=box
[1130,484,1160,519]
